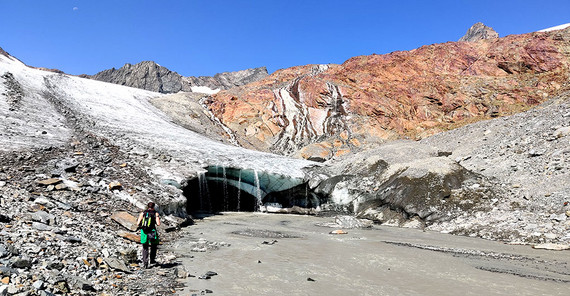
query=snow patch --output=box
[191,86,220,94]
[537,23,570,32]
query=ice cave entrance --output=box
[184,166,320,213]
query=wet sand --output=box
[168,213,570,296]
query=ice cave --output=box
[184,166,322,213]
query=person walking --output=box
[136,202,161,268]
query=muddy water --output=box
[168,213,570,296]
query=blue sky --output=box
[0,0,568,76]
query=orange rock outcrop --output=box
[207,28,570,160]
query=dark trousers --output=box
[142,243,158,264]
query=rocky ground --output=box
[422,92,570,243]
[0,131,194,295]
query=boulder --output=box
[117,231,140,243]
[36,178,62,186]
[309,141,488,224]
[104,257,130,273]
[111,211,138,231]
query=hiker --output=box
[136,202,161,268]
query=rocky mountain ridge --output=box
[88,61,268,94]
[203,26,570,160]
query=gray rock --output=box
[66,275,95,291]
[554,126,570,138]
[550,213,567,222]
[31,211,55,225]
[0,285,7,296]
[64,236,82,244]
[0,245,8,258]
[89,61,268,94]
[459,22,499,42]
[32,222,53,231]
[39,290,56,296]
[0,266,17,277]
[46,262,64,271]
[104,257,130,273]
[32,279,45,290]
[11,258,32,269]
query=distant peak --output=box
[0,46,11,58]
[459,22,499,42]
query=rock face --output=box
[307,141,492,227]
[458,22,499,42]
[90,61,186,93]
[422,92,570,242]
[89,61,268,94]
[206,27,570,159]
[187,66,270,91]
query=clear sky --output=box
[0,0,569,77]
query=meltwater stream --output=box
[184,165,323,213]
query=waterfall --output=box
[222,167,228,211]
[305,183,309,208]
[254,169,261,211]
[197,172,211,212]
[237,170,242,212]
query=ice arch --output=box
[184,166,321,213]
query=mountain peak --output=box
[459,22,499,42]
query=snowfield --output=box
[0,54,314,180]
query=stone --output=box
[0,285,7,296]
[108,181,122,190]
[532,243,570,251]
[32,279,44,290]
[32,222,53,231]
[36,178,62,186]
[117,231,140,243]
[334,216,372,229]
[0,245,8,258]
[54,281,70,294]
[11,258,32,269]
[39,290,56,296]
[66,276,95,291]
[329,230,348,234]
[55,183,67,190]
[104,257,130,273]
[64,236,82,244]
[553,126,570,138]
[1,277,8,284]
[46,262,64,271]
[0,267,16,277]
[31,211,55,225]
[0,214,10,223]
[549,213,567,222]
[111,211,138,231]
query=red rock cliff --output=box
[207,27,570,160]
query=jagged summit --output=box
[0,46,9,57]
[459,22,499,42]
[89,61,269,94]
